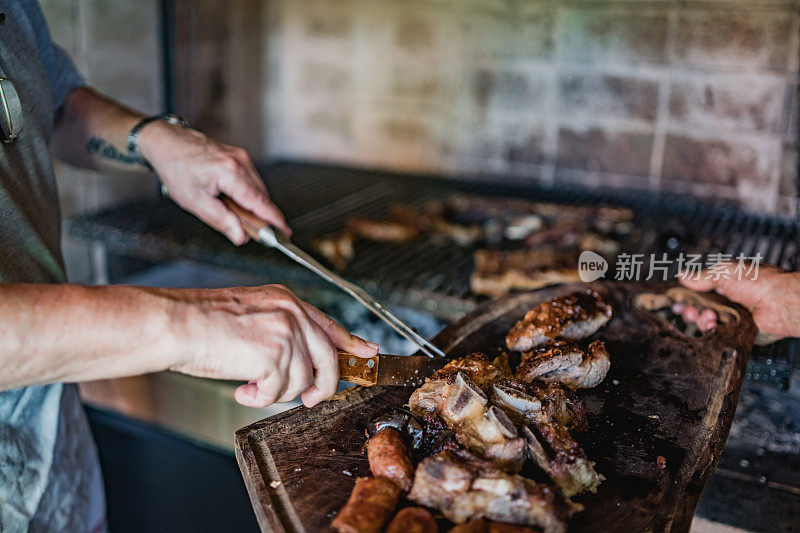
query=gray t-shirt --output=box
[0,1,105,531]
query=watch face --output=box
[0,77,22,143]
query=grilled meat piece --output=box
[408,450,576,533]
[506,290,612,351]
[417,414,459,457]
[526,381,588,433]
[490,381,601,497]
[386,507,439,533]
[488,523,541,533]
[409,353,511,417]
[535,340,611,389]
[410,364,525,471]
[312,231,355,270]
[332,477,401,533]
[346,216,421,243]
[471,249,581,298]
[516,340,610,390]
[437,372,527,472]
[448,521,490,533]
[490,380,587,433]
[409,380,447,416]
[367,428,415,492]
[368,407,425,450]
[516,341,584,382]
[448,521,541,533]
[522,419,603,498]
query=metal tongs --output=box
[221,197,446,358]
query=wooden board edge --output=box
[235,432,285,533]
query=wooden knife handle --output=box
[220,196,266,240]
[337,349,380,387]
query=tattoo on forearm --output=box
[86,136,145,167]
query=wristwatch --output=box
[127,112,188,170]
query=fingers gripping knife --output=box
[221,197,447,359]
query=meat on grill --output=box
[346,216,421,243]
[312,231,355,270]
[407,449,577,533]
[332,476,401,533]
[367,428,415,492]
[516,340,611,390]
[506,290,613,351]
[470,248,581,298]
[385,507,438,533]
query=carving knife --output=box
[221,197,447,359]
[337,350,446,387]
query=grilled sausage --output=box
[449,522,540,533]
[488,523,540,533]
[449,521,488,533]
[332,477,401,533]
[386,507,438,533]
[367,428,414,492]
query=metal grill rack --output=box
[68,161,800,387]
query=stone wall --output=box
[265,0,799,214]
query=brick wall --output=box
[39,0,162,283]
[265,0,799,214]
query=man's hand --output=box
[137,121,290,244]
[169,284,379,407]
[0,283,378,407]
[678,263,800,337]
[53,87,289,244]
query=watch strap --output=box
[127,113,188,170]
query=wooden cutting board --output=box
[235,282,757,533]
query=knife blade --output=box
[221,196,447,359]
[337,350,447,387]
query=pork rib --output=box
[408,449,577,533]
[506,290,613,351]
[516,340,611,390]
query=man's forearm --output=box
[0,284,182,389]
[51,86,149,171]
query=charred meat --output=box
[312,231,355,270]
[522,418,604,498]
[408,355,525,472]
[367,428,415,492]
[346,216,421,243]
[407,450,577,533]
[506,290,613,351]
[385,507,439,533]
[525,381,588,433]
[515,341,584,382]
[332,477,401,533]
[533,340,610,389]
[409,353,511,417]
[516,340,611,390]
[489,381,602,497]
[471,249,581,298]
[436,372,527,472]
[367,407,425,450]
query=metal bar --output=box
[258,227,446,358]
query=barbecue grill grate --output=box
[68,161,800,387]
